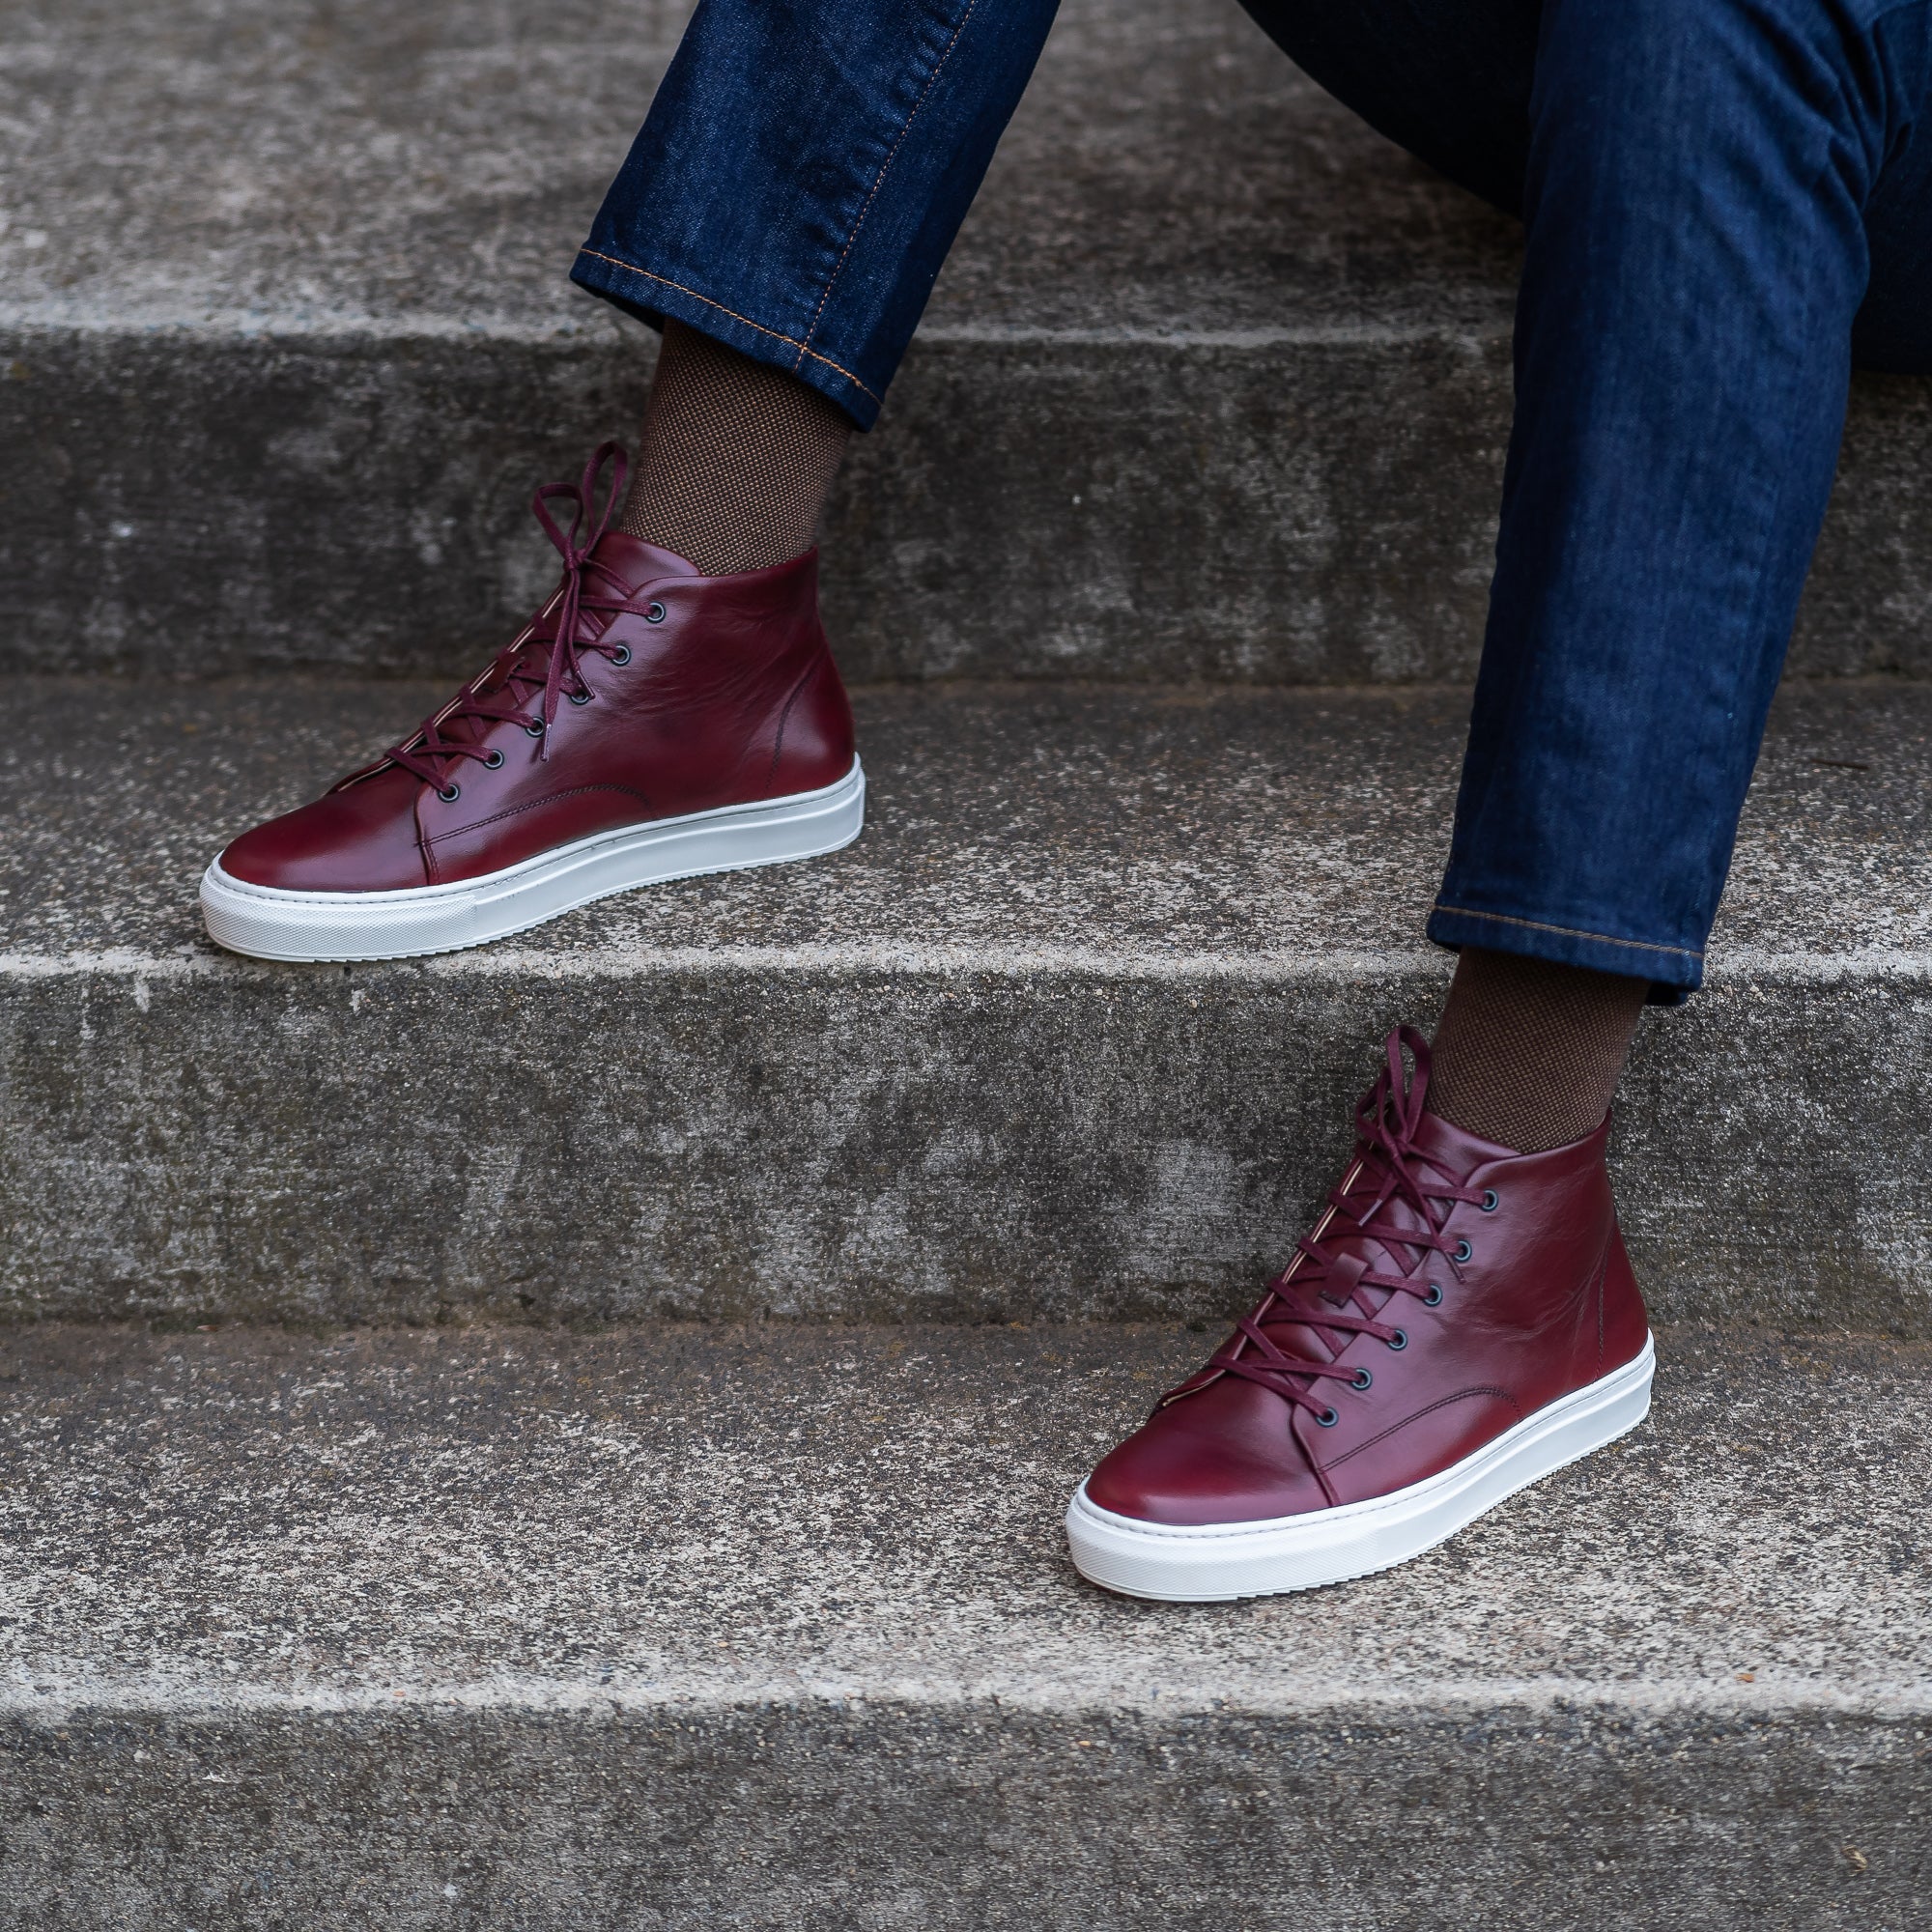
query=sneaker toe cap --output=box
[1084,1380,1329,1527]
[217,771,427,892]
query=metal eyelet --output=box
[646,601,667,623]
[1424,1283,1444,1307]
[1316,1406,1340,1429]
[568,689,592,706]
[483,749,504,769]
[1351,1367,1373,1391]
[524,718,545,737]
[1386,1329,1407,1351]
[610,644,633,666]
[1481,1189,1499,1213]
[438,783,460,803]
[1452,1238,1473,1264]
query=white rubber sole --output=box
[1065,1333,1655,1602]
[200,758,866,963]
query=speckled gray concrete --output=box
[0,1321,1927,1928]
[5,0,1928,684]
[0,0,1515,338]
[4,676,1932,1329]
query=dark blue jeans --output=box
[572,0,1932,1000]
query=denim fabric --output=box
[1240,0,1932,995]
[578,0,1932,998]
[573,0,1058,428]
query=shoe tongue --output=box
[426,533,704,756]
[1317,1107,1503,1266]
[1259,1108,1504,1365]
[585,528,704,589]
[483,530,699,689]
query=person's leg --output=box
[1237,0,1539,215]
[1430,0,1931,1010]
[1853,11,1932,375]
[619,320,852,576]
[1426,950,1649,1151]
[1243,0,1932,1152]
[1422,0,1931,1143]
[201,0,1061,963]
[1068,0,1932,1601]
[581,0,1062,582]
[1238,0,1657,1150]
[574,0,1064,428]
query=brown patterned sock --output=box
[619,320,852,576]
[1426,947,1649,1153]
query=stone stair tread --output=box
[8,674,1929,971]
[9,1,1925,689]
[4,1321,1927,1716]
[5,673,1929,1330]
[0,0,1517,342]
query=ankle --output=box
[619,321,851,577]
[1426,948,1648,1153]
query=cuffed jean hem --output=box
[1425,902,1700,1006]
[570,246,885,430]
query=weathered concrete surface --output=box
[1,1321,1927,1928]
[4,676,1932,1328]
[0,0,1516,338]
[5,0,1927,683]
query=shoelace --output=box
[384,441,658,794]
[1186,1026,1488,1425]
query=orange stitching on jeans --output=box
[575,251,881,401]
[1431,902,1704,960]
[797,0,980,366]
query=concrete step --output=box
[5,672,1931,1329]
[7,0,1928,686]
[2,1320,1927,1928]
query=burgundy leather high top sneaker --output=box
[200,443,862,962]
[1066,1027,1654,1602]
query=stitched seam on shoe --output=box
[575,251,881,402]
[416,801,440,886]
[1432,902,1704,961]
[1092,1361,1647,1542]
[1084,1412,1519,1541]
[423,783,655,845]
[769,655,824,779]
[1596,1247,1606,1373]
[1321,1385,1525,1473]
[797,0,980,365]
